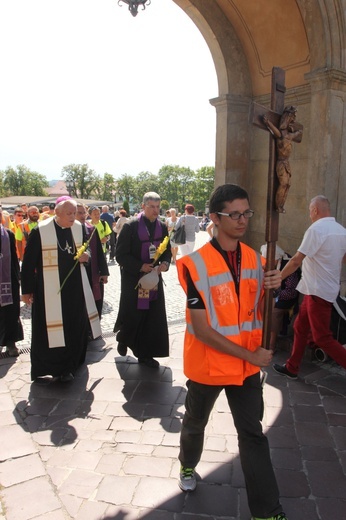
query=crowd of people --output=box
[1,185,346,520]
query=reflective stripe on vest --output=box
[187,249,263,337]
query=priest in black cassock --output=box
[0,205,23,357]
[21,197,101,382]
[114,192,171,368]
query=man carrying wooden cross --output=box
[176,184,287,520]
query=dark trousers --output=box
[179,373,282,518]
[109,231,116,260]
[95,282,104,320]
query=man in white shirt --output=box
[273,195,346,378]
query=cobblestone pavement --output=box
[1,231,346,520]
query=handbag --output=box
[172,219,186,245]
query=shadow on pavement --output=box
[14,365,103,446]
[115,356,185,433]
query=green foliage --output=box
[192,166,215,214]
[61,163,97,199]
[157,165,202,213]
[160,199,169,211]
[0,162,215,215]
[123,199,130,215]
[92,173,117,201]
[134,171,160,206]
[65,163,215,212]
[1,165,49,196]
[116,174,136,203]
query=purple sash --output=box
[137,213,162,261]
[0,226,13,306]
[86,223,102,301]
[137,214,162,309]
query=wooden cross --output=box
[250,67,303,349]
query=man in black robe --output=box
[21,197,101,382]
[0,206,23,357]
[114,192,171,368]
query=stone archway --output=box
[173,0,346,253]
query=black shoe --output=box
[272,363,298,380]
[60,372,74,382]
[6,345,20,357]
[117,343,128,356]
[138,357,160,368]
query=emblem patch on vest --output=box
[213,284,234,305]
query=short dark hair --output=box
[209,184,249,214]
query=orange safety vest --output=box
[177,241,264,386]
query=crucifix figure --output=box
[263,106,303,213]
[250,67,303,349]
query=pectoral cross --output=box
[64,241,73,255]
[250,67,303,349]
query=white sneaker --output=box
[178,466,197,492]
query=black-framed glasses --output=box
[217,210,254,220]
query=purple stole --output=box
[85,222,102,301]
[137,214,162,310]
[0,226,13,306]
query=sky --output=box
[0,0,218,182]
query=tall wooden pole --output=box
[261,67,286,349]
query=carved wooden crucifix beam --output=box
[250,67,303,349]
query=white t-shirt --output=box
[297,217,346,302]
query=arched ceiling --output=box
[175,0,311,97]
[216,0,310,95]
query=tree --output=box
[134,171,160,206]
[160,199,170,211]
[2,165,48,196]
[102,173,117,202]
[158,165,195,212]
[157,165,180,206]
[193,166,215,214]
[92,173,117,202]
[0,171,4,198]
[61,164,97,199]
[115,174,136,204]
[123,200,130,216]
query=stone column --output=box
[305,68,346,226]
[210,94,252,188]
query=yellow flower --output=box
[74,242,88,260]
[135,235,171,289]
[152,235,170,263]
[58,227,96,294]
